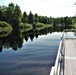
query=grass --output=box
[0,21,13,37]
[19,23,32,33]
[19,22,53,33]
[36,22,53,31]
[65,29,76,32]
[0,26,13,37]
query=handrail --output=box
[50,32,64,75]
[50,67,55,75]
[50,29,76,75]
[55,41,62,75]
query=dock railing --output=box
[49,32,65,75]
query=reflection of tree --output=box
[25,36,28,42]
[0,29,23,52]
[0,41,3,52]
[0,26,52,52]
[24,32,28,42]
[35,33,38,39]
[23,27,52,42]
[29,33,34,41]
[9,30,23,51]
[0,47,2,52]
[23,30,35,42]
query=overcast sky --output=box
[0,0,76,17]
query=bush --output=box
[0,21,13,37]
[0,21,11,27]
[0,21,13,32]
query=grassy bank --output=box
[19,22,53,33]
[0,21,13,37]
[36,22,53,31]
[19,23,33,33]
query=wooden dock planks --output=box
[64,39,76,75]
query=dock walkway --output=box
[64,39,76,75]
[50,32,76,75]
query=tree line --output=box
[0,2,76,31]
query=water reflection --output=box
[0,41,3,52]
[0,27,52,52]
[0,27,61,75]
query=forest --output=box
[0,2,76,32]
[0,2,76,51]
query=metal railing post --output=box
[50,32,65,75]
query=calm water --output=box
[0,32,61,75]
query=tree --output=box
[34,13,39,23]
[22,11,28,23]
[6,3,22,29]
[42,16,48,24]
[48,17,53,24]
[6,3,15,24]
[13,4,22,28]
[28,11,34,24]
[0,6,7,21]
[38,16,43,23]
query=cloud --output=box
[0,0,76,17]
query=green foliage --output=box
[0,21,12,28]
[2,3,22,29]
[0,2,76,32]
[36,22,52,30]
[34,13,39,23]
[19,23,32,33]
[22,11,28,23]
[28,11,34,24]
[36,22,44,27]
[0,5,7,21]
[0,21,13,37]
[73,23,76,29]
[19,23,32,28]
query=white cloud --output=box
[1,0,76,17]
[19,0,76,17]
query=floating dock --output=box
[50,31,76,75]
[64,39,76,75]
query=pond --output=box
[0,29,61,75]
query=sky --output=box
[0,0,76,17]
